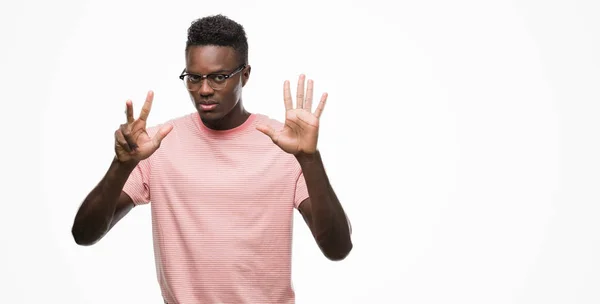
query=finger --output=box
[314,92,328,118]
[114,129,132,153]
[256,124,279,143]
[283,80,293,111]
[305,79,314,111]
[296,74,305,109]
[125,100,134,124]
[120,123,138,150]
[152,124,173,148]
[138,90,154,122]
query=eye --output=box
[187,75,201,83]
[211,74,227,83]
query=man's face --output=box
[184,45,250,122]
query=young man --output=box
[71,14,352,304]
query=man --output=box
[71,14,352,304]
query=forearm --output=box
[71,157,137,245]
[296,151,352,260]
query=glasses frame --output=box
[178,64,247,91]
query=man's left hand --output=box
[256,74,327,155]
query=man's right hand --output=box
[114,90,173,164]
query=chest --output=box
[148,139,299,227]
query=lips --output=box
[197,101,218,111]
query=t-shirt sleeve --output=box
[122,158,151,206]
[294,171,310,209]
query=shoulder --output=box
[250,113,301,164]
[252,113,285,129]
[146,112,197,138]
[248,113,286,146]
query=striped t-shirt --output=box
[122,112,309,304]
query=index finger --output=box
[138,90,154,122]
[283,81,293,111]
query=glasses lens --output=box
[182,75,197,91]
[182,75,228,91]
[207,75,227,90]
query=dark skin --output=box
[184,45,251,130]
[71,45,352,261]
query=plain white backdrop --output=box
[1,0,599,303]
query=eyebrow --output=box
[185,67,233,75]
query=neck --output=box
[201,101,250,131]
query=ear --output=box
[242,65,251,87]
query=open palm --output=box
[257,74,327,155]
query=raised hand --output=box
[114,91,173,164]
[256,74,327,155]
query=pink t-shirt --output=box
[122,112,309,304]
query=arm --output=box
[71,157,138,246]
[255,75,352,260]
[71,90,172,246]
[296,151,352,261]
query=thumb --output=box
[256,124,278,142]
[152,124,174,147]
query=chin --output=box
[196,106,229,122]
[197,110,222,121]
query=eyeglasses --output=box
[179,64,246,91]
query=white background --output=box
[1,0,599,303]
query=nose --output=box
[199,79,214,97]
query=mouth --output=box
[197,101,219,111]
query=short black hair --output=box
[186,14,248,64]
